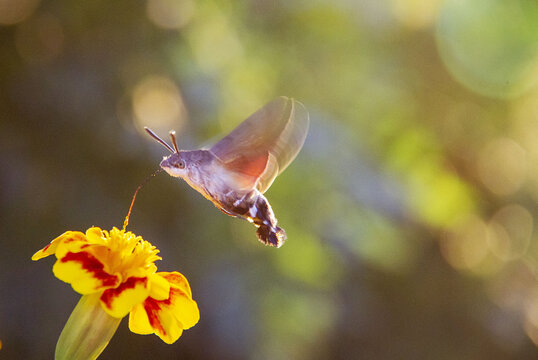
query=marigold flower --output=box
[33,227,199,358]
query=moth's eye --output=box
[174,161,185,169]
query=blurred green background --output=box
[1,0,538,359]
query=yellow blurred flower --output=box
[33,227,199,357]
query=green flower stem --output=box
[55,294,121,360]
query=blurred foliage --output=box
[1,0,538,359]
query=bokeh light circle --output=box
[0,0,40,25]
[477,137,527,196]
[146,0,195,30]
[15,13,64,64]
[487,204,533,261]
[436,0,538,99]
[441,214,489,270]
[132,75,187,136]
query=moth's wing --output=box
[209,96,309,193]
[252,98,309,193]
[219,152,269,191]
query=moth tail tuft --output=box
[256,225,287,248]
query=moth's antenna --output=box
[144,127,175,153]
[169,130,180,153]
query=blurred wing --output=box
[210,96,309,193]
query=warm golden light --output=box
[524,291,538,328]
[477,138,527,196]
[511,90,538,202]
[146,0,195,30]
[487,204,533,261]
[7,0,538,356]
[187,5,243,73]
[524,321,538,347]
[391,0,442,30]
[441,214,489,270]
[524,291,538,346]
[512,90,538,157]
[132,75,187,136]
[15,13,64,64]
[0,0,40,25]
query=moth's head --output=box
[160,152,187,178]
[144,127,187,178]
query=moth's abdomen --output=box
[256,224,286,248]
[221,190,286,247]
[249,194,286,247]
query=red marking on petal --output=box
[144,297,166,336]
[61,252,118,287]
[164,288,183,305]
[161,273,190,297]
[161,273,183,284]
[42,243,51,252]
[63,237,78,244]
[100,277,148,309]
[140,286,186,337]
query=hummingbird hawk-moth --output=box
[145,96,309,248]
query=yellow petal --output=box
[100,277,150,318]
[153,310,183,344]
[86,227,106,245]
[128,303,153,335]
[159,272,192,298]
[31,231,85,261]
[167,287,200,329]
[140,297,184,344]
[53,251,121,294]
[54,235,98,261]
[126,272,200,343]
[155,272,199,329]
[148,274,170,301]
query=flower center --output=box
[94,228,161,279]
